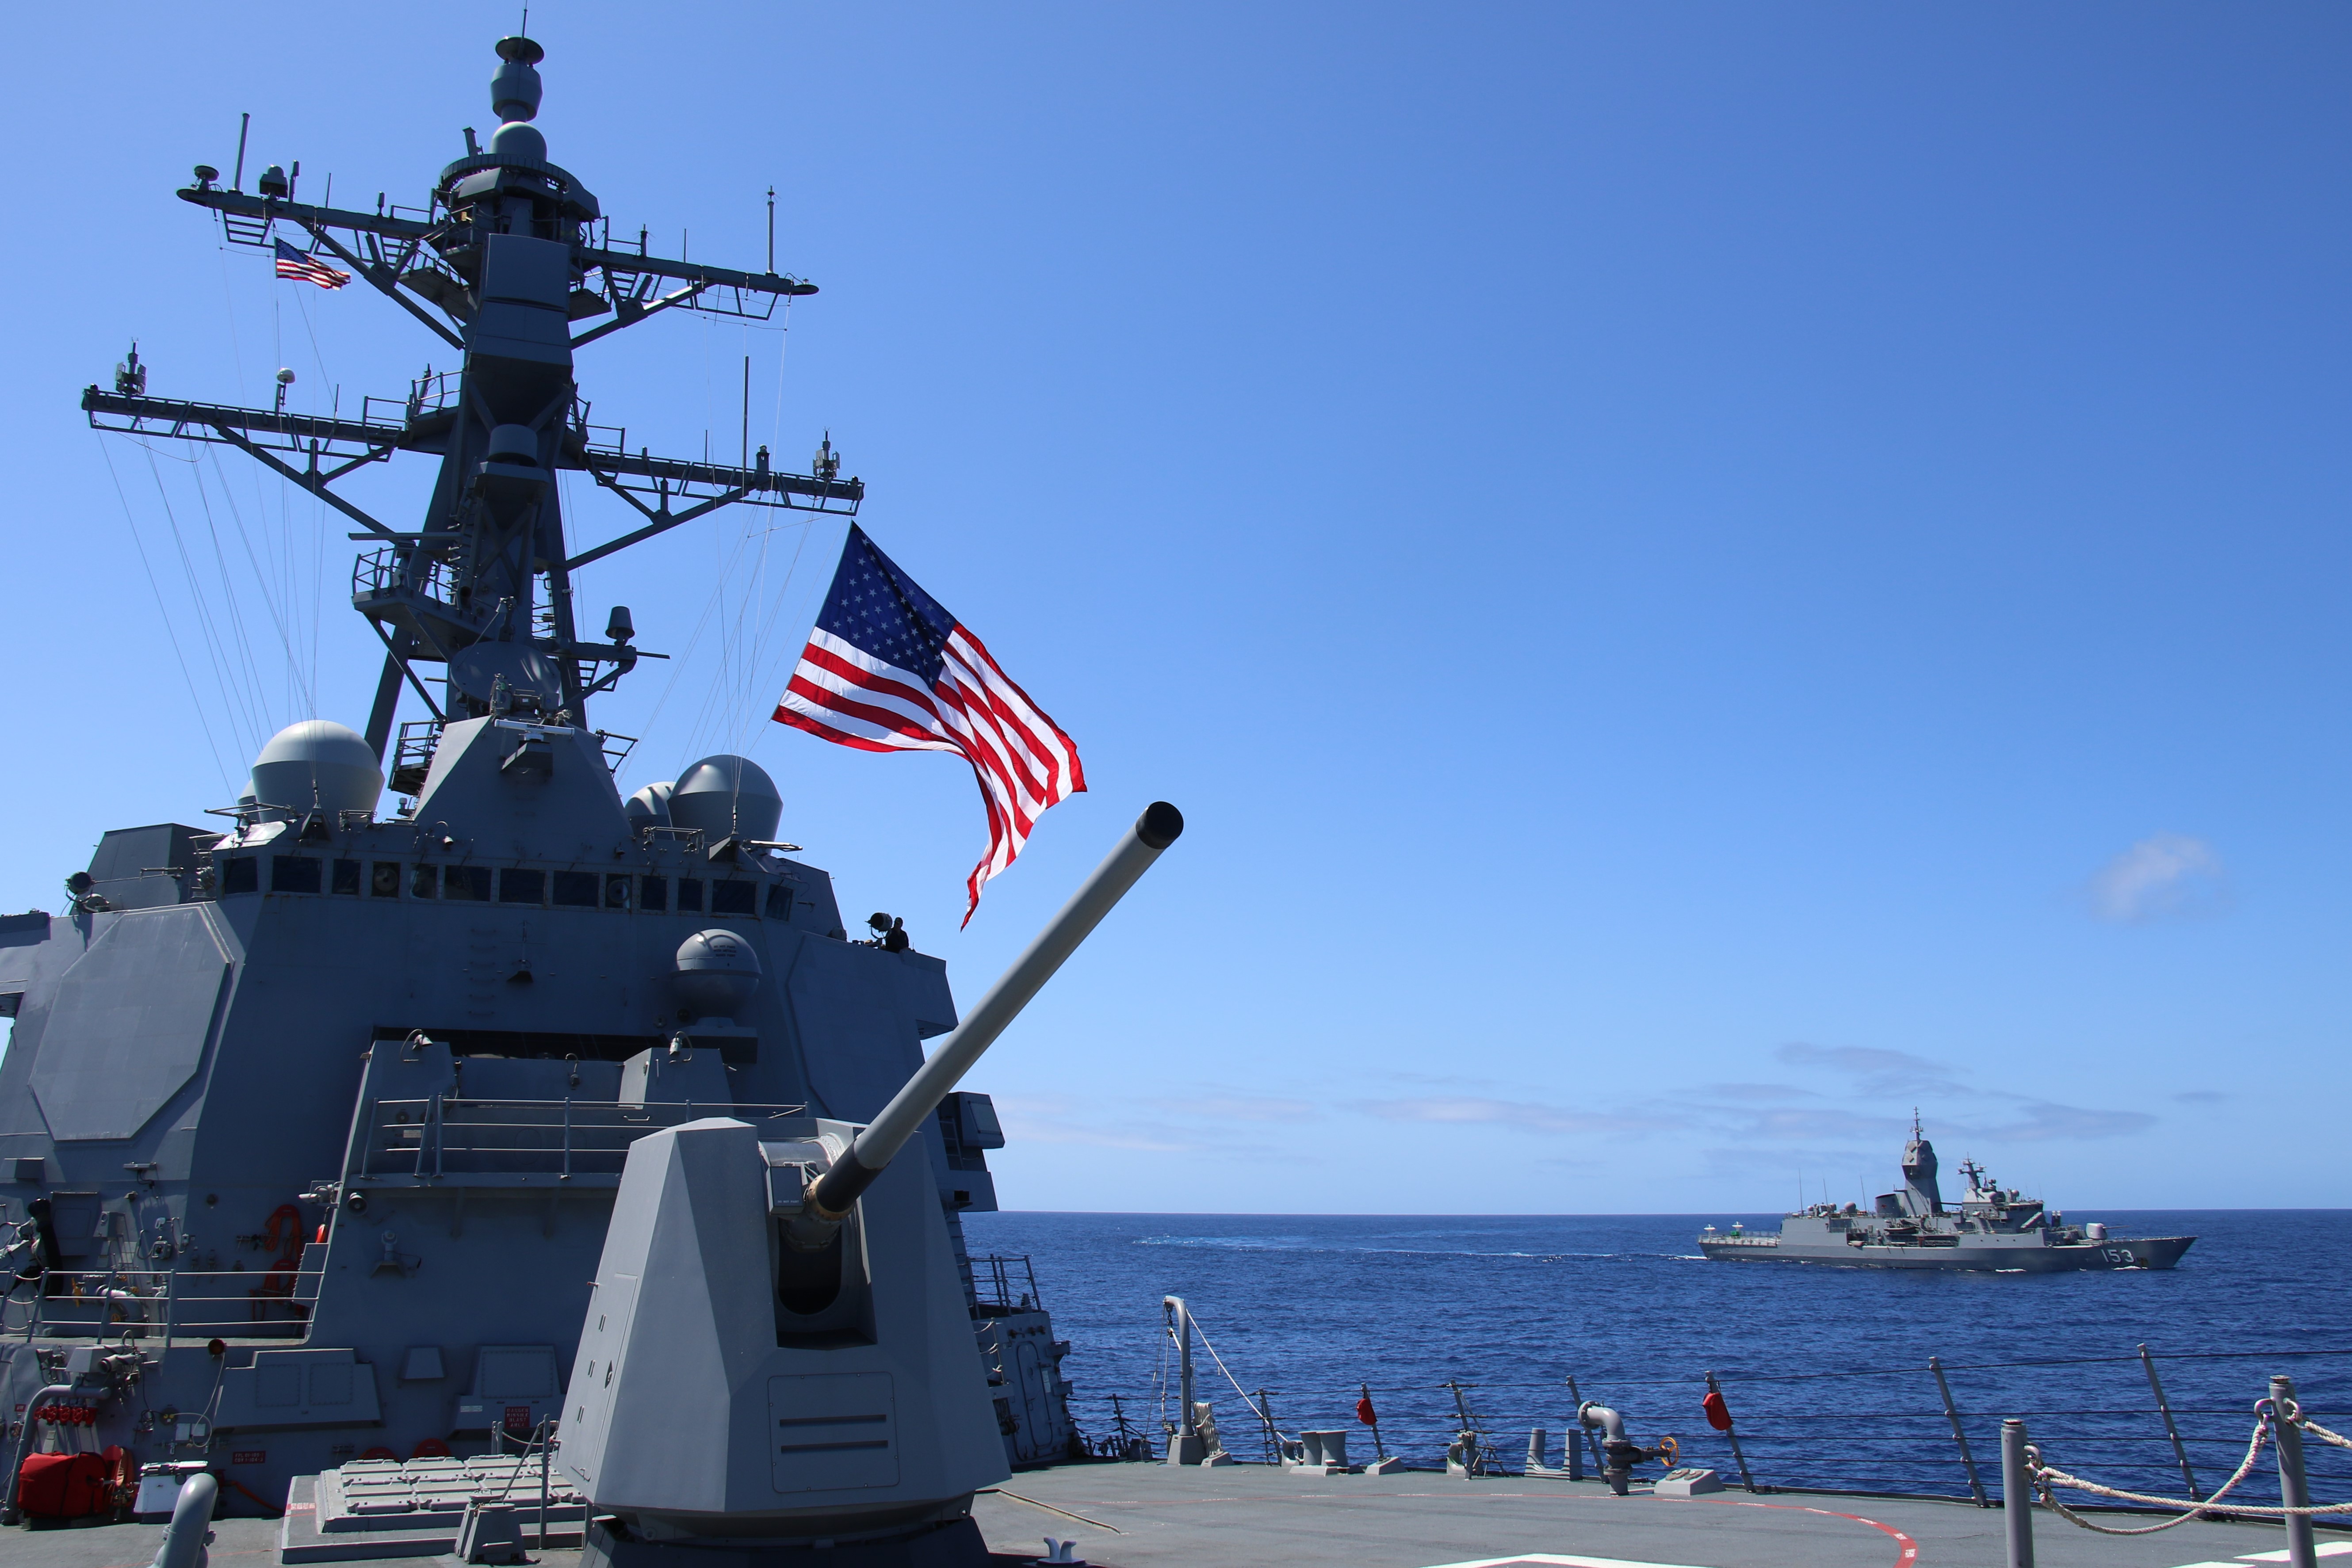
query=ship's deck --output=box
[0,1462,2341,1568]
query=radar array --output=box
[83,34,858,759]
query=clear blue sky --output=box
[3,4,2344,1212]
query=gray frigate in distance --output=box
[0,32,1082,1514]
[1698,1118,2196,1271]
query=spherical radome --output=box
[624,782,674,828]
[250,721,383,819]
[674,928,761,1019]
[668,755,781,844]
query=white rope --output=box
[2298,1407,2352,1451]
[2029,1399,2352,1534]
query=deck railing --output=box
[354,1096,808,1184]
[973,1254,1046,1316]
[3,1261,326,1341]
[1094,1325,2352,1513]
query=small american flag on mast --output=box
[273,237,349,290]
[774,526,1085,923]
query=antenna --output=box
[96,32,853,754]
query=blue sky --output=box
[3,4,2344,1213]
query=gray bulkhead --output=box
[0,717,1026,1502]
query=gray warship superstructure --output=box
[1698,1121,2195,1271]
[0,34,1080,1515]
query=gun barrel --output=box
[796,802,1183,1233]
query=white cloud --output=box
[1957,1100,2156,1142]
[1777,1042,1967,1097]
[2087,833,2227,923]
[1729,1106,1912,1143]
[1351,1096,1674,1136]
[1151,1093,1319,1122]
[990,1095,1198,1153]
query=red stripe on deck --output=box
[1701,1497,1920,1568]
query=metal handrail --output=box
[358,1096,808,1181]
[974,1253,1046,1315]
[1095,1345,2352,1507]
[6,1260,329,1340]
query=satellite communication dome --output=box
[249,721,383,819]
[673,929,760,1019]
[623,782,674,828]
[489,121,547,165]
[668,755,781,843]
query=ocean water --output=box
[960,1209,2352,1503]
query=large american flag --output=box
[273,237,348,290]
[774,526,1085,923]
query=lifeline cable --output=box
[2026,1398,2352,1534]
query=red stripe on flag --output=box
[771,533,1084,923]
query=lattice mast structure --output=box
[84,35,860,769]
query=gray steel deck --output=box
[0,1461,2339,1567]
[968,1462,2343,1567]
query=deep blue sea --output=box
[961,1209,2352,1504]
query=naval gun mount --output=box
[562,804,1184,1568]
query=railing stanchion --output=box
[1706,1370,1758,1493]
[2001,1418,2034,1568]
[2138,1344,2200,1506]
[1930,1355,1989,1507]
[2273,1374,2318,1568]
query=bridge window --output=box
[411,865,439,899]
[499,869,547,905]
[711,880,756,916]
[552,872,599,908]
[271,856,322,894]
[221,858,259,896]
[371,862,402,897]
[445,866,492,902]
[640,875,668,913]
[677,878,704,914]
[332,859,363,896]
[603,874,631,910]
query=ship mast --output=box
[83,35,860,769]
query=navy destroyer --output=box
[0,30,1090,1524]
[1698,1120,2196,1271]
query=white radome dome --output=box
[249,720,383,819]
